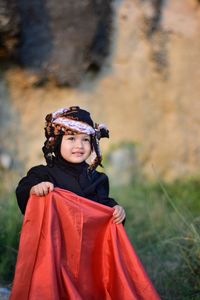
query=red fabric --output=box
[10,188,160,300]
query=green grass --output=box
[0,190,22,286]
[111,178,200,300]
[0,178,200,299]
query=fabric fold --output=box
[10,188,160,300]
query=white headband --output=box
[52,117,95,135]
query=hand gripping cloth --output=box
[10,189,160,300]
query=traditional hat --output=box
[42,106,109,170]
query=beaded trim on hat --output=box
[52,117,95,135]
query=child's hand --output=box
[30,182,54,196]
[113,205,126,224]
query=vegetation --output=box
[0,177,200,299]
[111,178,200,300]
[0,189,22,286]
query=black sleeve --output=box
[16,165,52,215]
[96,173,118,208]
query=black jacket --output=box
[16,157,118,214]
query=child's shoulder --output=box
[27,164,49,175]
[90,169,109,183]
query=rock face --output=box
[0,75,19,170]
[0,0,19,56]
[6,0,112,86]
[1,0,200,181]
[105,143,140,186]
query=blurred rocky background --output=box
[1,0,200,185]
[1,1,200,298]
[1,0,200,184]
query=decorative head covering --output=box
[42,106,109,170]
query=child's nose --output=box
[75,139,83,147]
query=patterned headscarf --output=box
[42,106,109,170]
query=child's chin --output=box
[71,158,85,163]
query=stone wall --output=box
[1,0,200,181]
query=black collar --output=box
[54,156,88,178]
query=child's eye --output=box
[83,138,90,142]
[67,136,75,141]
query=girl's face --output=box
[60,133,92,163]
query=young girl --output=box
[15,106,125,223]
[10,106,160,300]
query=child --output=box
[11,106,160,300]
[16,106,126,224]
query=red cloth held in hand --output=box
[10,188,160,300]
